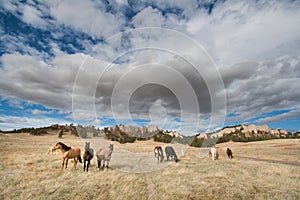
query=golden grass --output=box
[0,133,299,199]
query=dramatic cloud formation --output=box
[0,0,300,133]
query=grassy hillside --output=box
[0,133,299,199]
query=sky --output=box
[0,0,300,135]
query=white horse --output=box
[210,146,219,160]
[96,144,114,170]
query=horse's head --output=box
[108,144,114,151]
[53,142,71,151]
[52,142,62,150]
[226,148,231,153]
[85,142,90,150]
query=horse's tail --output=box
[78,155,82,163]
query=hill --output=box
[1,123,299,146]
[197,124,293,143]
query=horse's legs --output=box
[106,161,109,170]
[65,158,69,168]
[98,159,104,170]
[62,157,65,169]
[87,160,90,172]
[97,160,100,169]
[74,157,78,169]
[85,160,90,172]
[84,160,86,171]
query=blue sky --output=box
[1,0,300,135]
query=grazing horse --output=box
[165,146,178,162]
[83,142,94,172]
[96,144,114,170]
[52,142,82,169]
[226,148,233,160]
[209,146,219,160]
[154,146,164,163]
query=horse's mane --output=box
[57,142,71,151]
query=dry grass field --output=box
[0,133,299,200]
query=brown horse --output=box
[226,148,233,160]
[96,144,114,170]
[154,146,164,163]
[52,142,82,169]
[83,142,94,172]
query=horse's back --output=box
[211,147,216,154]
[97,148,104,156]
[165,146,175,154]
[97,148,107,159]
[65,148,81,158]
[97,148,112,161]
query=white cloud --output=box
[186,0,300,65]
[223,56,300,123]
[0,1,18,12]
[7,98,24,109]
[0,53,82,111]
[22,4,46,28]
[49,0,124,38]
[0,115,71,131]
[29,109,53,115]
[0,33,50,59]
[257,109,300,124]
[132,6,164,27]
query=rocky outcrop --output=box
[109,124,159,137]
[209,124,288,138]
[163,130,183,138]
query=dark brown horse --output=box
[83,142,94,172]
[52,142,82,169]
[154,146,164,163]
[226,148,233,160]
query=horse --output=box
[209,146,219,160]
[154,146,164,163]
[226,148,233,160]
[52,142,82,169]
[96,144,114,170]
[83,142,94,172]
[165,146,178,162]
